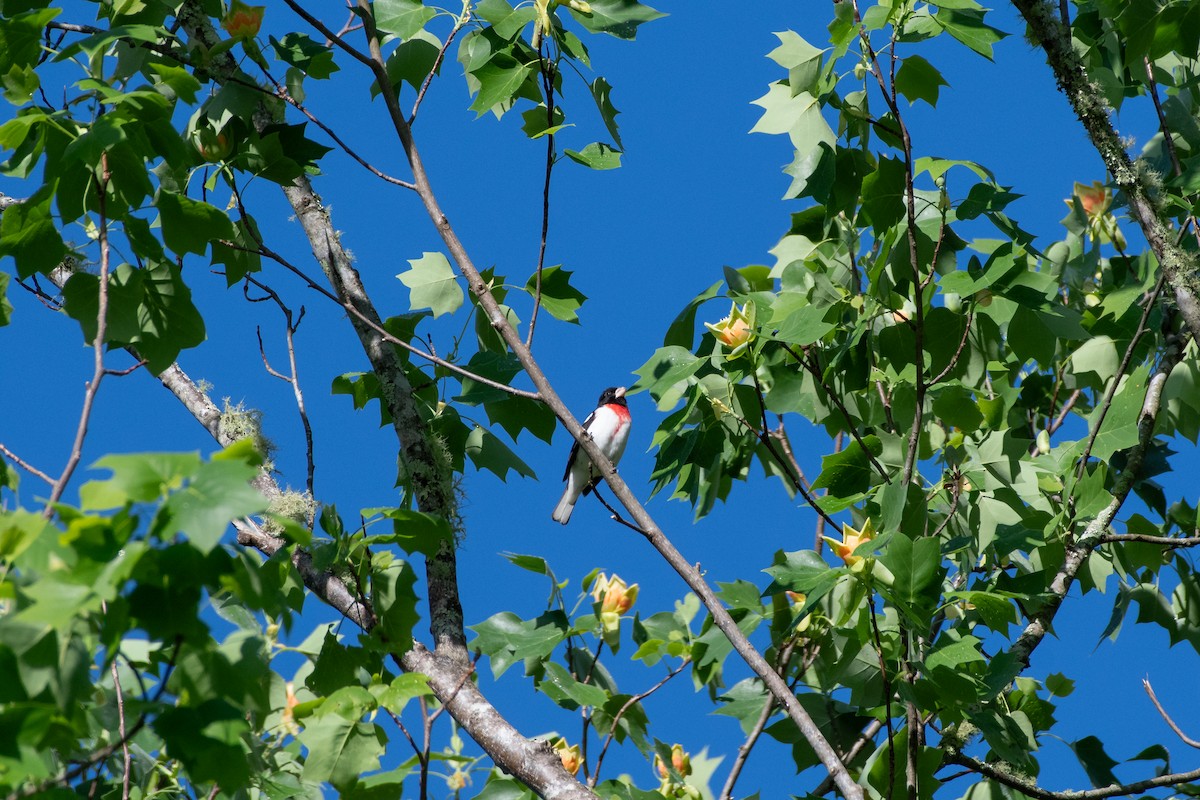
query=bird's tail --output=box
[551,489,575,524]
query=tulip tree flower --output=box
[591,572,638,651]
[824,519,894,585]
[553,737,582,776]
[1065,180,1127,249]
[823,519,876,567]
[655,743,700,798]
[785,591,813,633]
[704,301,756,358]
[221,0,265,39]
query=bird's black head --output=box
[598,386,627,407]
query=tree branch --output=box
[328,2,865,795]
[1013,0,1200,341]
[1007,324,1188,670]
[943,749,1200,800]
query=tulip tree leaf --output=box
[374,0,436,39]
[525,265,588,323]
[568,0,666,40]
[465,425,536,481]
[156,190,236,257]
[895,54,948,107]
[397,252,464,318]
[812,435,883,497]
[564,142,622,170]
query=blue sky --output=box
[2,1,1197,796]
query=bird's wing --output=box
[561,408,599,481]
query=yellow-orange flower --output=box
[553,737,582,776]
[824,519,875,567]
[786,591,813,633]
[592,572,638,615]
[705,301,756,357]
[280,681,300,736]
[222,0,265,39]
[591,572,638,651]
[1065,180,1126,248]
[655,743,692,780]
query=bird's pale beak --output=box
[615,386,626,398]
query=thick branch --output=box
[177,1,466,661]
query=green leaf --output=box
[372,560,419,653]
[270,33,339,79]
[812,435,883,497]
[564,142,622,170]
[763,549,843,614]
[382,29,442,92]
[376,673,432,715]
[590,77,623,150]
[631,346,702,404]
[367,508,455,557]
[162,458,267,552]
[374,0,436,39]
[568,0,666,39]
[80,452,203,509]
[156,190,236,257]
[149,62,202,102]
[468,55,536,116]
[539,661,609,709]
[1070,735,1120,789]
[879,535,942,624]
[299,717,387,791]
[524,265,587,323]
[766,301,834,346]
[470,611,568,677]
[397,252,463,317]
[932,385,984,432]
[0,271,11,327]
[1086,364,1151,462]
[895,54,948,106]
[465,425,536,481]
[926,633,984,672]
[0,191,66,278]
[934,7,1007,59]
[860,156,907,233]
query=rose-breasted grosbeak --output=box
[552,386,631,524]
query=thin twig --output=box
[780,344,890,482]
[46,153,112,514]
[588,660,690,787]
[0,443,55,486]
[591,486,648,535]
[1144,678,1200,748]
[1101,533,1200,548]
[868,595,897,797]
[1075,273,1165,475]
[1048,389,1082,435]
[409,4,468,124]
[245,275,317,495]
[741,369,842,531]
[526,46,557,350]
[927,309,975,386]
[110,660,131,800]
[943,750,1200,800]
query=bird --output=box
[552,386,631,524]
